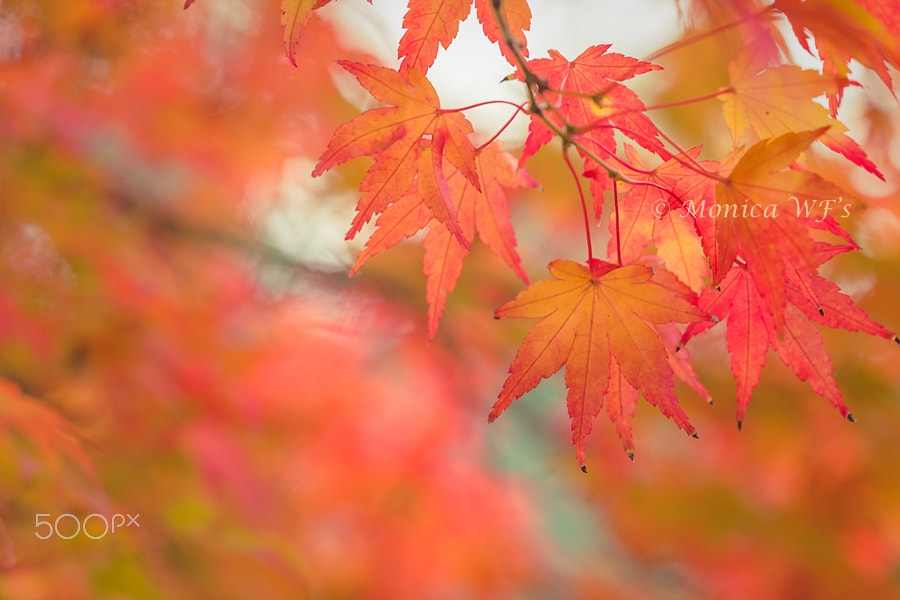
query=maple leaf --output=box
[519,45,668,170]
[283,1,376,67]
[603,322,711,459]
[490,259,710,468]
[282,0,325,67]
[398,0,472,75]
[348,141,536,340]
[784,246,897,341]
[722,45,883,179]
[423,141,536,339]
[700,128,848,329]
[681,265,773,426]
[608,145,709,292]
[774,0,900,114]
[349,187,435,276]
[682,256,898,427]
[474,0,531,67]
[313,61,480,247]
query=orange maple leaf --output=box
[282,0,324,67]
[490,259,710,468]
[398,0,472,75]
[313,61,480,247]
[721,44,883,179]
[349,141,536,340]
[474,0,531,67]
[423,141,536,339]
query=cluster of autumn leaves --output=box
[1,0,898,597]
[235,0,900,468]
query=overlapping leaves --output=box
[294,0,898,464]
[313,61,479,245]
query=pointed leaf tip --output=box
[580,465,588,473]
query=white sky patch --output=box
[251,158,361,271]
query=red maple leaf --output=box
[774,0,900,114]
[519,45,668,169]
[398,0,473,75]
[681,255,898,427]
[697,128,848,330]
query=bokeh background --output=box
[1,1,899,598]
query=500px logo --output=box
[35,513,140,540]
